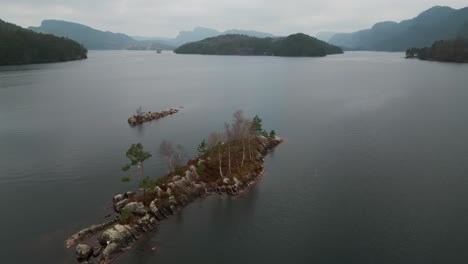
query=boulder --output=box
[156,186,164,198]
[223,177,231,184]
[113,199,129,213]
[92,245,102,257]
[172,175,181,181]
[127,116,137,126]
[122,202,147,216]
[113,194,124,203]
[124,191,136,199]
[101,242,120,260]
[75,244,93,262]
[168,195,178,205]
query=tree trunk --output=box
[141,162,145,178]
[169,158,174,173]
[218,152,223,179]
[228,144,231,175]
[241,138,245,167]
[247,138,252,161]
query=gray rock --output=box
[156,186,164,198]
[168,195,178,205]
[166,188,173,196]
[113,194,125,203]
[92,245,102,257]
[99,227,123,245]
[113,198,129,213]
[149,200,159,215]
[113,224,136,242]
[185,170,195,181]
[75,244,93,262]
[172,175,181,181]
[122,202,147,216]
[124,191,136,198]
[223,177,231,184]
[101,242,120,260]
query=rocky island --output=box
[66,111,283,263]
[174,33,343,57]
[127,107,179,126]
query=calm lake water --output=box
[1,51,468,263]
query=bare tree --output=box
[208,132,224,179]
[159,140,175,173]
[224,123,233,176]
[232,110,246,168]
[174,144,186,168]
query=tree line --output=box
[120,111,277,199]
[406,38,468,63]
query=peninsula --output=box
[66,111,283,263]
[406,38,468,63]
[174,33,343,57]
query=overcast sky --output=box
[1,0,467,37]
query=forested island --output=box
[66,111,283,263]
[174,33,343,57]
[0,19,87,65]
[406,38,468,63]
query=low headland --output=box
[406,38,468,63]
[66,111,283,263]
[127,107,179,126]
[0,19,87,66]
[174,33,343,57]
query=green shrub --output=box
[196,163,205,174]
[119,208,133,224]
[174,166,184,176]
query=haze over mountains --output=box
[28,20,277,50]
[326,6,468,51]
[28,20,175,50]
[7,4,468,53]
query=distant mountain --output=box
[174,33,343,57]
[29,20,174,50]
[316,32,338,42]
[0,19,87,65]
[329,6,468,51]
[136,27,277,47]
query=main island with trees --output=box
[0,19,87,65]
[174,33,343,57]
[66,111,283,263]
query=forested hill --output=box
[174,33,343,57]
[406,38,468,62]
[0,19,87,65]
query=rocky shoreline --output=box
[127,108,179,126]
[65,135,283,263]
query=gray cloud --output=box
[1,0,467,37]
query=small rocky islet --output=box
[66,113,283,263]
[127,108,179,126]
